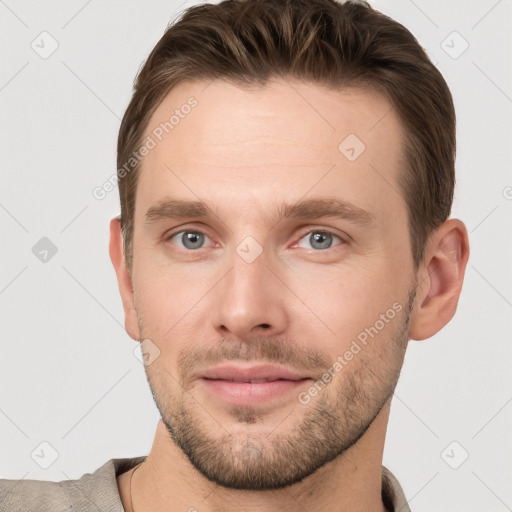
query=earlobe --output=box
[109,217,141,341]
[409,219,470,341]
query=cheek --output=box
[287,263,404,352]
[133,262,219,356]
[134,235,246,361]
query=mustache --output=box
[177,336,332,385]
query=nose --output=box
[210,247,289,340]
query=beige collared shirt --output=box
[0,456,411,511]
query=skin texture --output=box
[110,78,470,512]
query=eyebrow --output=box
[144,197,375,226]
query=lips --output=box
[201,364,306,382]
[199,365,311,406]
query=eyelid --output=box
[294,226,351,245]
[165,227,217,248]
[292,227,348,249]
[165,222,213,238]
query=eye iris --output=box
[182,232,204,249]
[310,232,332,250]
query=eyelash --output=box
[164,227,347,252]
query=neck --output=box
[119,401,391,512]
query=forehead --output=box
[135,78,406,228]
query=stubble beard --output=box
[140,288,416,490]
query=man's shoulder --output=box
[0,478,70,511]
[382,465,411,512]
[0,456,146,512]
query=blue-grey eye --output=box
[296,231,342,250]
[171,231,209,250]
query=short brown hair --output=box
[117,0,455,273]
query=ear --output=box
[409,218,470,340]
[109,216,141,341]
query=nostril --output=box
[260,323,271,329]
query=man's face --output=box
[129,78,417,489]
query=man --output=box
[0,0,469,510]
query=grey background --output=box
[1,1,511,510]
